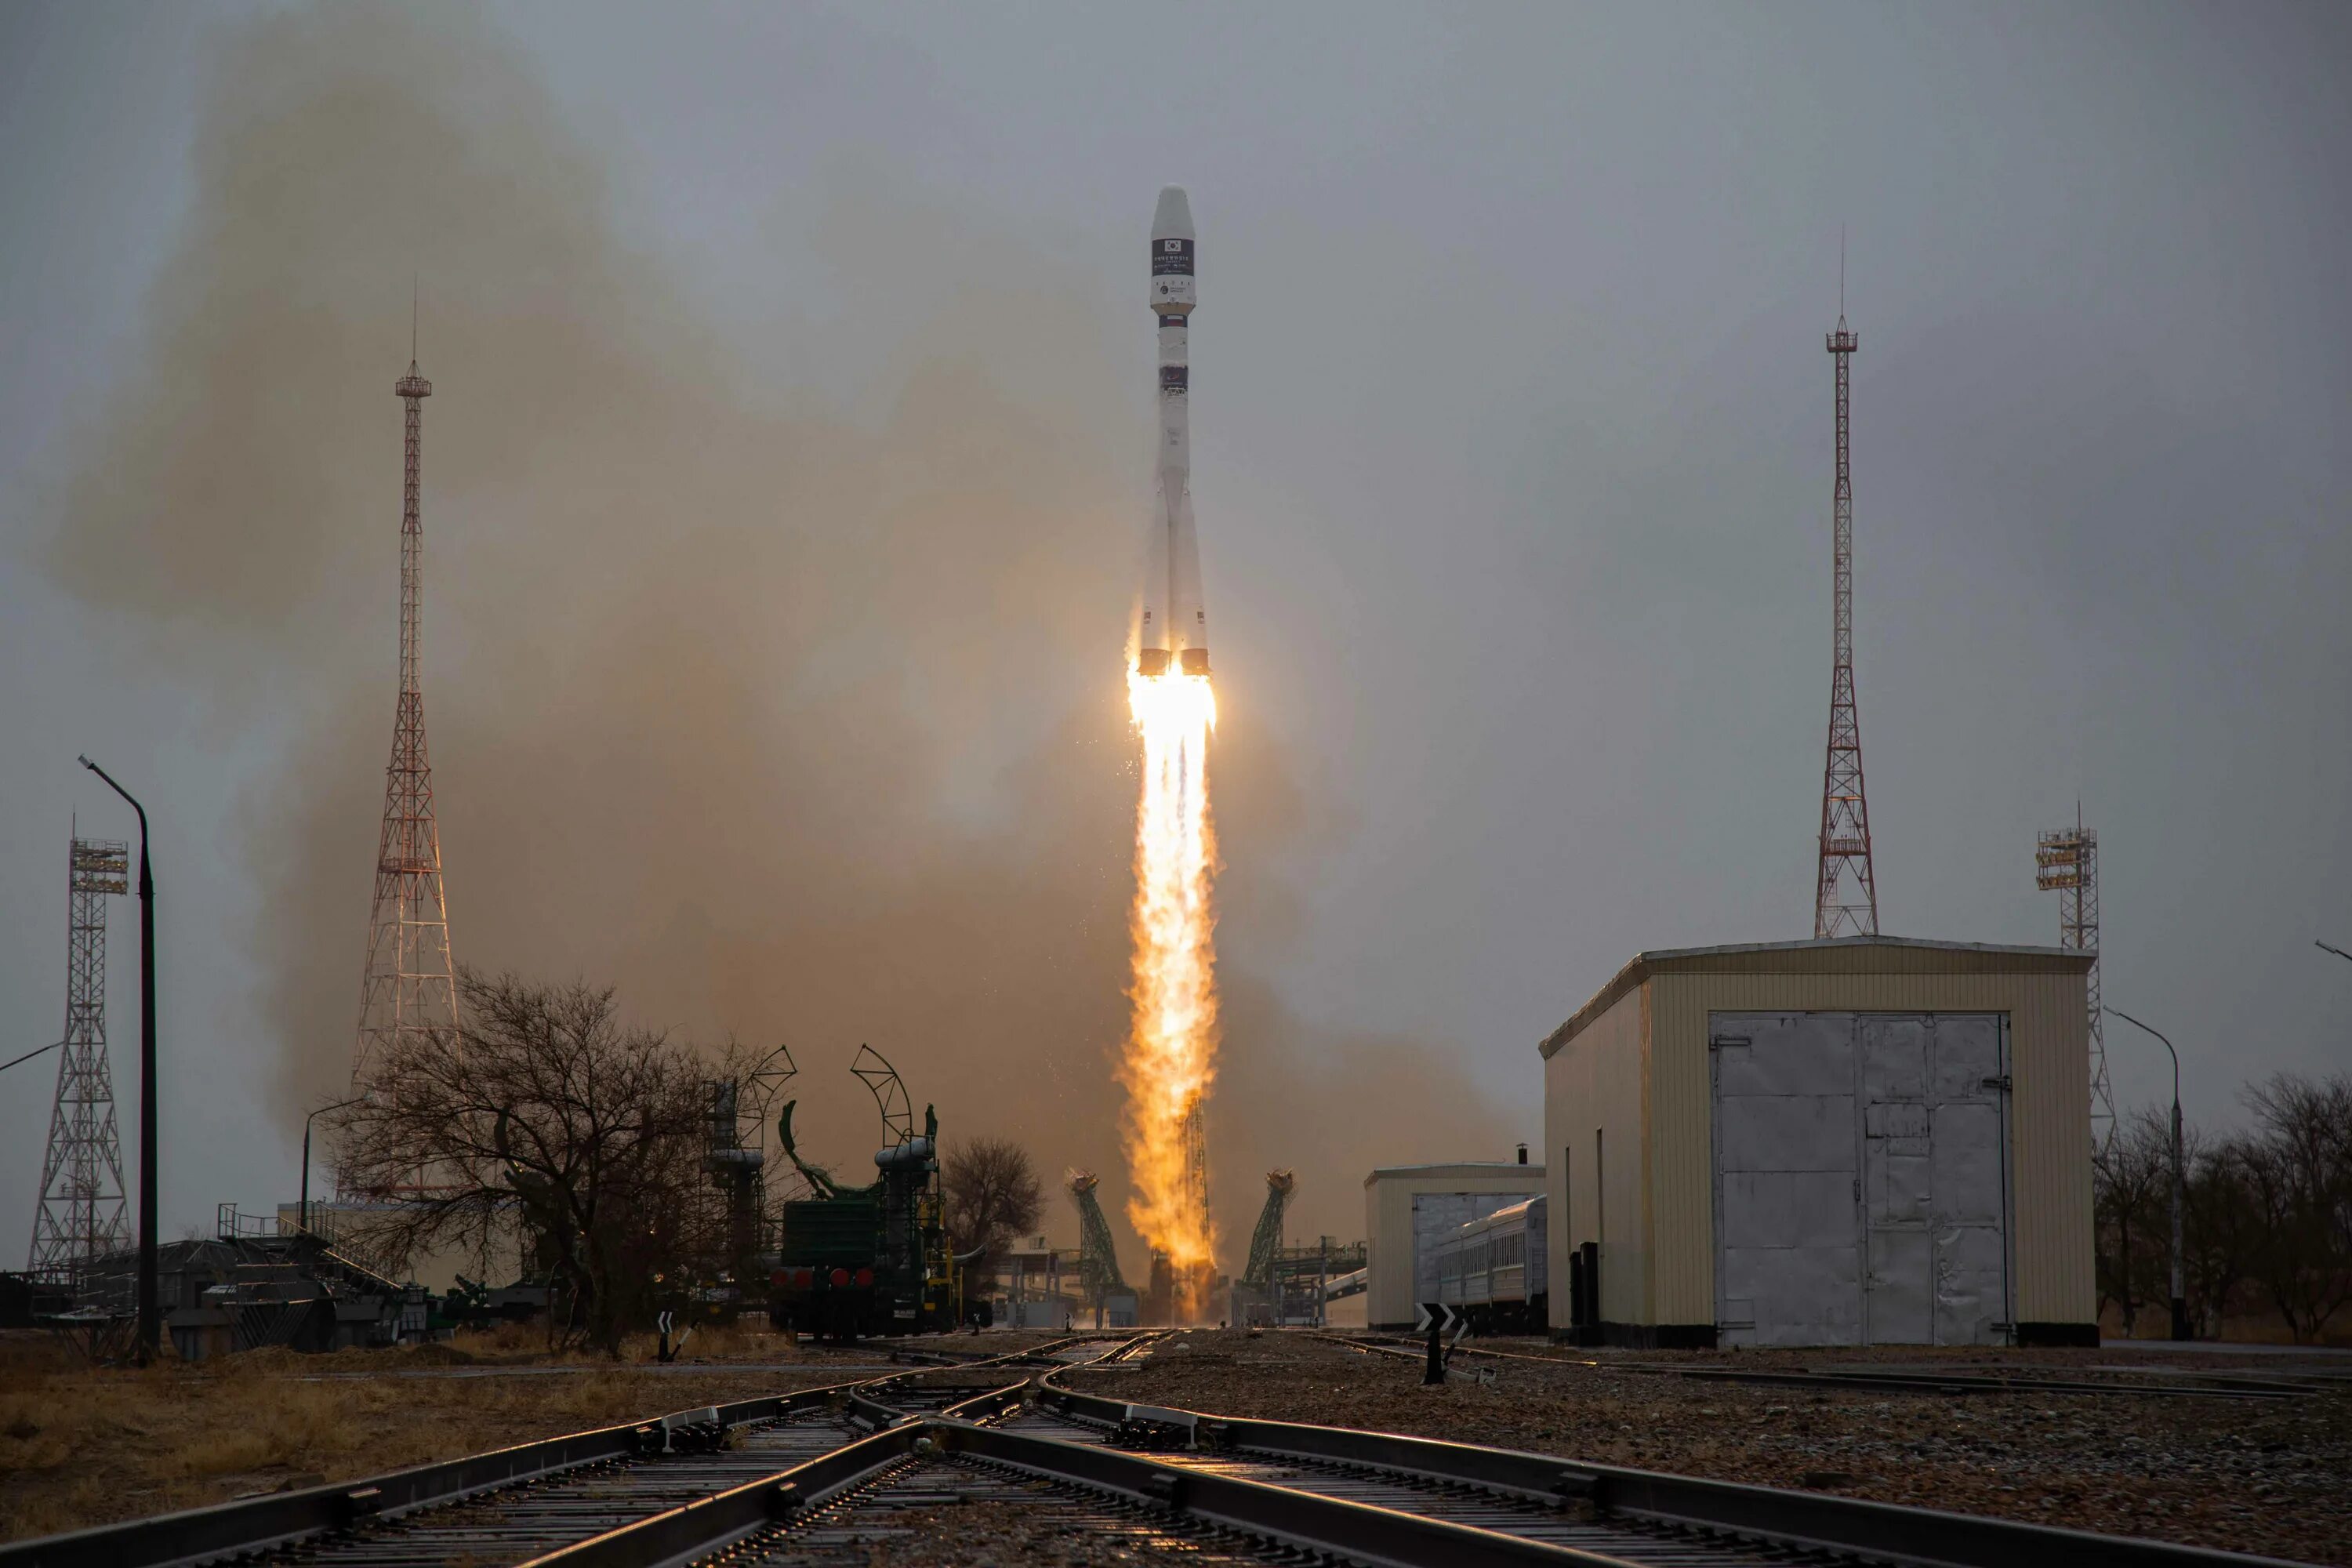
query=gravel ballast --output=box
[1061,1330,2352,1566]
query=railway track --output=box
[0,1335,1113,1568]
[2,1330,2309,1568]
[1321,1332,2324,1400]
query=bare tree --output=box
[941,1136,1044,1279]
[2180,1126,2258,1335]
[2232,1073,2352,1342]
[327,969,716,1354]
[2093,1111,2172,1335]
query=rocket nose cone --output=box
[1152,186,1194,242]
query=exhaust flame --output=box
[1120,665,1219,1319]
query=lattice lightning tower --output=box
[27,837,132,1283]
[2036,815,2113,1151]
[353,354,459,1079]
[1814,310,1881,938]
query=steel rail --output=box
[1029,1367,2308,1568]
[0,1333,1133,1568]
[516,1421,1645,1568]
[0,1381,857,1568]
[1319,1333,2307,1401]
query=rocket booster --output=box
[1139,185,1207,679]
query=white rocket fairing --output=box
[1138,185,1207,678]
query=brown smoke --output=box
[44,5,1510,1259]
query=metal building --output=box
[1540,937,2095,1348]
[1362,1159,1544,1331]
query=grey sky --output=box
[2,2,2347,1263]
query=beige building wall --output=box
[1363,1163,1546,1330]
[1542,938,2096,1341]
[1542,989,1648,1326]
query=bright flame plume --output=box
[1120,666,1219,1319]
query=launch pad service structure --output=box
[1139,185,1207,680]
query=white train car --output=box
[1429,1193,1548,1334]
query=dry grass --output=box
[0,1327,859,1543]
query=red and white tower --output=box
[1813,312,1880,938]
[353,354,459,1079]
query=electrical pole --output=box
[78,757,157,1364]
[2106,1007,2188,1340]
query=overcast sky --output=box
[2,1,2347,1264]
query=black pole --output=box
[2106,1007,2188,1341]
[82,755,156,1366]
[299,1098,361,1236]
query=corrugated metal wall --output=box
[1648,967,2092,1327]
[1543,945,2094,1336]
[1541,988,1648,1330]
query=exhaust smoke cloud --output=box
[38,4,1512,1260]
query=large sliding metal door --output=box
[1712,1012,2009,1347]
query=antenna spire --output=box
[359,350,457,1080]
[1813,296,1878,938]
[409,276,418,364]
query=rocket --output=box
[1138,185,1208,678]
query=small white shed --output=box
[1540,937,2096,1348]
[1361,1160,1544,1330]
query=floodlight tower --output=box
[353,350,459,1079]
[2037,813,2114,1150]
[27,837,133,1284]
[1813,304,1880,938]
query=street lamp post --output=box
[78,755,157,1365]
[302,1098,365,1236]
[2104,1007,2188,1341]
[2318,940,2352,964]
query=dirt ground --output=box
[0,1323,1060,1544]
[1062,1330,2352,1566]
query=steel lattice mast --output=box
[27,837,132,1283]
[2036,813,2113,1151]
[1066,1171,1130,1309]
[1240,1170,1294,1290]
[1814,310,1880,938]
[353,354,459,1080]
